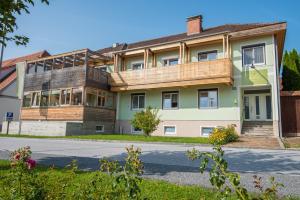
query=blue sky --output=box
[3,0,299,60]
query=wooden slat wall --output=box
[24,66,86,91]
[83,107,116,122]
[281,93,300,137]
[21,106,84,121]
[110,58,232,91]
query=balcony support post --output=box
[179,43,182,64]
[144,49,150,69]
[114,54,119,72]
[223,35,226,58]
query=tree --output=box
[0,0,49,69]
[0,0,49,47]
[131,107,160,136]
[282,49,300,90]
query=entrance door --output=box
[243,94,272,121]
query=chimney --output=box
[186,15,203,35]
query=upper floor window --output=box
[198,50,217,61]
[162,91,179,109]
[131,93,145,110]
[199,89,218,109]
[242,44,265,67]
[132,63,144,70]
[163,58,179,66]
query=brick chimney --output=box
[187,15,203,35]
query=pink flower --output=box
[14,153,20,160]
[26,158,36,169]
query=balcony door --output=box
[243,93,272,121]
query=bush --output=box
[131,106,160,136]
[208,125,238,145]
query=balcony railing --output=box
[110,58,233,91]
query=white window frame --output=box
[131,62,144,71]
[242,44,265,67]
[200,126,216,137]
[164,125,176,135]
[96,125,105,133]
[198,88,219,109]
[131,93,145,110]
[198,50,218,61]
[162,91,179,110]
[131,126,143,134]
[163,57,179,67]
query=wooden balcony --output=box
[110,58,233,91]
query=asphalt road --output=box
[0,137,300,196]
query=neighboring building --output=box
[0,51,49,131]
[2,15,287,137]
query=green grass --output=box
[0,160,221,200]
[0,133,210,144]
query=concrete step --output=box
[242,121,273,136]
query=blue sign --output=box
[6,112,13,121]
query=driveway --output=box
[0,137,300,196]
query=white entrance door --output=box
[243,94,272,121]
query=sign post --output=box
[5,112,13,135]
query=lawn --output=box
[0,159,223,200]
[0,133,210,144]
[283,137,300,148]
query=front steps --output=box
[242,121,274,136]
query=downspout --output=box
[273,35,282,138]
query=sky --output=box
[2,0,300,60]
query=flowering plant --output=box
[10,146,36,170]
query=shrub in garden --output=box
[208,125,239,145]
[131,106,161,136]
[187,145,284,200]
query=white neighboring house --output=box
[0,51,50,131]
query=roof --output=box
[1,50,50,69]
[97,22,285,54]
[0,50,50,91]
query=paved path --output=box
[0,137,300,196]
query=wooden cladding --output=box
[24,66,110,91]
[21,106,84,121]
[21,106,116,122]
[110,58,233,91]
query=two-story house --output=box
[2,15,286,137]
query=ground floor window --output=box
[61,89,71,105]
[31,92,40,106]
[164,126,176,135]
[131,93,145,110]
[199,89,218,109]
[131,126,142,134]
[162,91,179,109]
[86,89,98,107]
[49,90,60,106]
[201,127,214,137]
[96,125,104,133]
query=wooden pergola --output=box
[26,49,112,73]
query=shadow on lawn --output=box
[35,148,300,176]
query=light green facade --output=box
[118,85,239,121]
[117,35,277,123]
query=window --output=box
[201,127,214,137]
[131,126,142,134]
[40,91,50,106]
[96,125,104,133]
[163,58,179,66]
[198,50,217,61]
[49,90,60,106]
[98,91,106,107]
[106,93,114,108]
[26,64,36,74]
[162,92,178,109]
[199,89,218,109]
[99,66,107,72]
[242,44,265,66]
[72,88,82,105]
[132,63,144,70]
[164,126,176,135]
[61,89,71,105]
[23,93,31,107]
[31,92,40,106]
[131,93,145,109]
[86,89,98,107]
